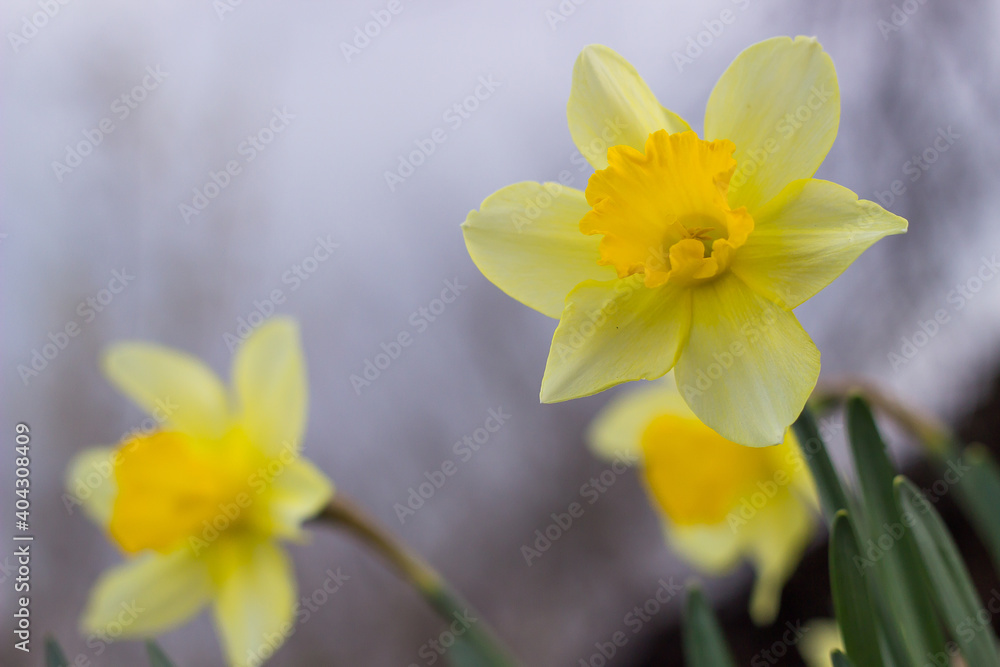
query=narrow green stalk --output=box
[314,495,516,666]
[812,378,955,456]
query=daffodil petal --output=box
[262,459,334,540]
[799,619,844,667]
[233,317,307,457]
[103,343,230,440]
[65,447,117,526]
[668,522,745,574]
[81,550,211,638]
[777,431,820,509]
[462,182,615,318]
[210,540,296,667]
[540,276,692,402]
[674,274,820,447]
[745,493,815,624]
[586,376,692,463]
[568,44,691,170]
[704,36,840,213]
[731,178,908,308]
[668,490,815,625]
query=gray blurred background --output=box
[3,0,1000,665]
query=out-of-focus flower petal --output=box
[103,343,230,440]
[81,550,211,638]
[233,317,307,457]
[210,539,296,667]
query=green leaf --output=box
[146,640,175,667]
[420,588,514,667]
[845,397,903,531]
[844,397,945,662]
[866,585,916,667]
[953,444,1000,576]
[682,586,736,667]
[446,638,477,666]
[445,627,515,667]
[829,510,884,667]
[793,407,850,524]
[45,636,68,667]
[441,631,513,666]
[896,477,1000,667]
[831,649,856,667]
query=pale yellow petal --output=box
[668,522,745,574]
[233,317,307,457]
[540,276,691,402]
[65,447,117,526]
[674,274,820,447]
[568,44,691,170]
[799,619,844,667]
[103,343,230,440]
[667,488,815,625]
[586,375,692,463]
[745,494,816,624]
[731,178,908,308]
[704,36,840,213]
[462,182,615,318]
[209,539,296,667]
[259,459,334,540]
[81,550,211,638]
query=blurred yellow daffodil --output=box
[588,375,818,623]
[463,36,907,446]
[67,318,333,666]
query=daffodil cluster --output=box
[63,33,915,665]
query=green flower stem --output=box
[811,378,955,456]
[314,494,516,666]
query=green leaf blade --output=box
[845,397,946,662]
[682,586,736,667]
[831,649,856,667]
[146,640,176,667]
[45,636,69,667]
[896,476,1000,667]
[829,510,884,667]
[953,444,1000,577]
[793,407,850,524]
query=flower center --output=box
[580,130,753,287]
[109,430,263,553]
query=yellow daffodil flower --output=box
[587,375,817,623]
[67,318,333,666]
[463,36,907,446]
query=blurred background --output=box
[3,0,1000,664]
